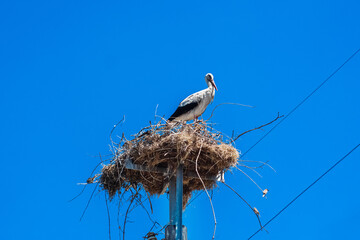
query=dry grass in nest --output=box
[99,120,239,208]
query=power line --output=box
[248,143,360,239]
[241,48,360,158]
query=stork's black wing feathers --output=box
[168,101,199,121]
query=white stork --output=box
[168,73,218,122]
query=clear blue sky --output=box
[1,1,360,239]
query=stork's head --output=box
[205,73,218,91]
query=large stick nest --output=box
[99,121,239,208]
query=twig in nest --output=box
[154,104,159,121]
[207,102,255,121]
[231,113,284,143]
[155,114,168,123]
[110,115,125,141]
[110,115,126,152]
[195,141,217,240]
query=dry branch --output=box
[195,141,217,240]
[231,113,284,143]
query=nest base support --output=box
[168,165,185,240]
[165,225,188,240]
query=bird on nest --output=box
[168,73,218,122]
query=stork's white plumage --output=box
[168,73,218,122]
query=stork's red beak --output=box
[211,80,218,91]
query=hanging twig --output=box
[238,164,263,178]
[185,191,204,208]
[69,160,102,202]
[146,191,154,214]
[80,183,98,221]
[231,113,284,143]
[123,189,140,240]
[240,160,276,172]
[222,182,266,232]
[135,197,163,233]
[155,222,169,237]
[117,191,127,240]
[207,102,255,121]
[105,192,112,240]
[222,182,252,209]
[144,222,162,239]
[195,141,217,240]
[234,166,264,193]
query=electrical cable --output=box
[248,143,360,239]
[241,48,360,158]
